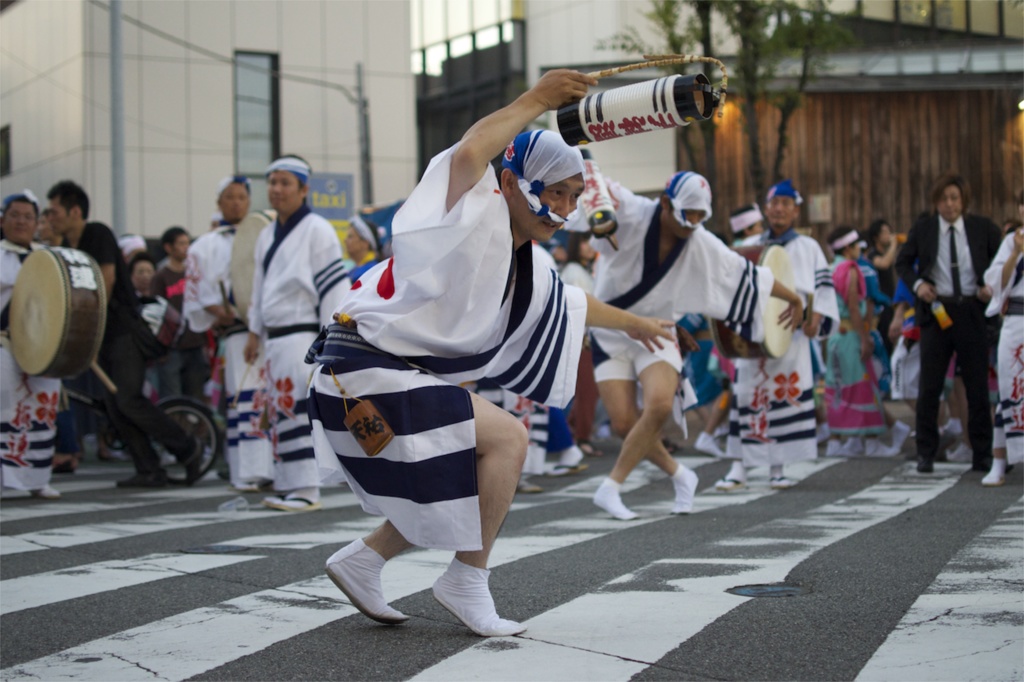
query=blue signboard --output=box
[308,173,354,222]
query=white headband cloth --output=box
[665,171,713,227]
[830,230,860,251]
[729,205,763,233]
[501,130,585,225]
[265,158,311,185]
[349,214,377,250]
[217,175,251,199]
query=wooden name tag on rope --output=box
[329,367,394,457]
[343,399,394,457]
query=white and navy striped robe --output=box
[1,240,61,492]
[249,205,349,492]
[725,229,839,467]
[984,232,1024,464]
[588,180,776,375]
[307,143,588,551]
[183,226,274,487]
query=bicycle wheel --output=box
[156,397,223,484]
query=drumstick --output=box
[218,280,235,321]
[229,361,255,410]
[91,361,118,395]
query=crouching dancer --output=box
[305,70,675,637]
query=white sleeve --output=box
[182,236,219,333]
[984,233,1018,317]
[810,242,840,338]
[310,222,350,328]
[247,229,269,336]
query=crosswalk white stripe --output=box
[0,553,265,614]
[0,487,244,522]
[410,463,963,681]
[0,460,799,681]
[856,497,1024,681]
[0,490,361,555]
[0,461,970,682]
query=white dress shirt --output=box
[917,216,978,298]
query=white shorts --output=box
[593,339,682,383]
[890,337,920,400]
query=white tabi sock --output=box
[769,465,784,478]
[727,461,747,483]
[593,478,638,520]
[982,459,1007,487]
[325,539,408,624]
[432,559,526,637]
[670,465,699,514]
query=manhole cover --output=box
[180,544,250,554]
[726,583,809,598]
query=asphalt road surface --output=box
[2,433,1021,681]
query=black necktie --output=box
[949,226,962,298]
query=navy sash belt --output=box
[267,323,320,340]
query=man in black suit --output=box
[896,173,1002,473]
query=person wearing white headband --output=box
[582,168,803,521]
[184,175,279,494]
[714,179,840,492]
[0,189,62,499]
[306,69,677,638]
[241,155,348,511]
[344,214,380,283]
[822,225,906,459]
[729,202,765,246]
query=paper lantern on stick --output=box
[557,73,718,147]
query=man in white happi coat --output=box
[243,157,349,511]
[0,190,61,500]
[306,70,676,637]
[183,177,274,492]
[583,171,803,520]
[715,179,839,491]
[982,222,1024,486]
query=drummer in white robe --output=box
[0,190,61,500]
[306,71,676,637]
[183,177,273,492]
[716,179,839,491]
[244,157,349,511]
[582,171,803,520]
[981,223,1024,486]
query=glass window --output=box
[0,125,9,178]
[934,0,966,30]
[476,24,500,49]
[425,43,447,77]
[450,34,474,58]
[234,52,278,177]
[899,0,931,25]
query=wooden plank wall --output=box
[708,89,1023,241]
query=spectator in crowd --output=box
[895,172,1002,473]
[151,226,209,400]
[344,214,381,283]
[47,180,202,488]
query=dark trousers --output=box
[99,333,192,476]
[915,297,993,466]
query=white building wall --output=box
[1,0,416,238]
[0,0,87,203]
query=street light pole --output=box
[109,0,126,235]
[356,62,373,206]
